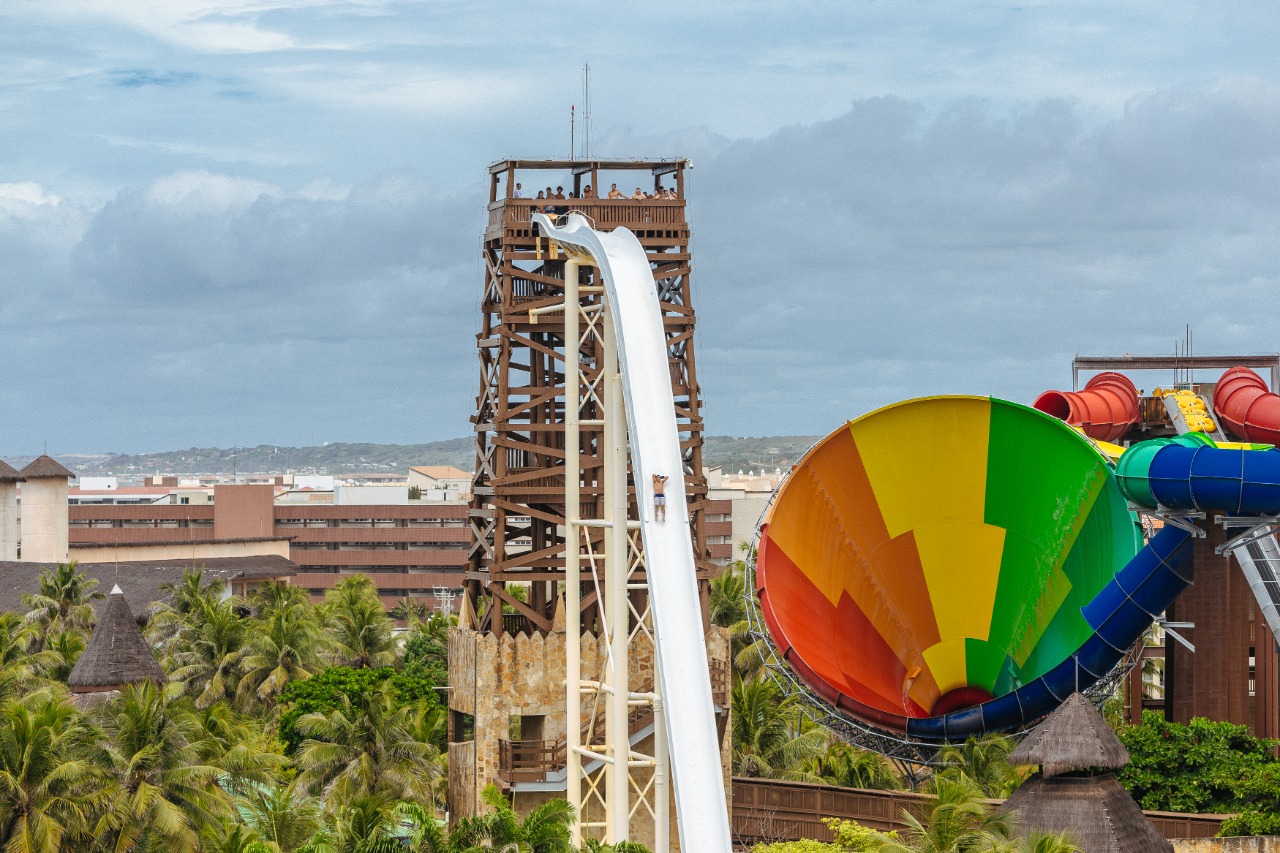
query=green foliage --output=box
[750,840,844,853]
[732,676,829,781]
[1117,711,1280,814]
[809,742,902,791]
[875,772,1014,853]
[408,485,422,500]
[1219,809,1280,837]
[933,735,1023,798]
[827,817,898,850]
[278,665,442,754]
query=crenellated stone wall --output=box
[448,623,732,849]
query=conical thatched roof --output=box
[1004,773,1172,853]
[68,586,164,692]
[1010,692,1129,777]
[0,460,22,483]
[18,454,75,480]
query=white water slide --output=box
[532,212,731,852]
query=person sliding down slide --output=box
[652,474,668,521]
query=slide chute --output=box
[755,396,1193,741]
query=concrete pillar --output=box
[17,455,75,563]
[0,463,21,561]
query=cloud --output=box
[0,169,483,454]
[110,69,201,88]
[688,81,1280,436]
[6,79,1280,454]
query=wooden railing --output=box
[496,681,664,785]
[486,199,687,236]
[711,657,731,707]
[730,777,1230,848]
[497,738,559,784]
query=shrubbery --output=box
[1117,711,1280,837]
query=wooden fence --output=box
[730,777,1229,848]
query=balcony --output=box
[486,199,687,241]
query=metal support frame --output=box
[557,252,670,851]
[1130,506,1208,539]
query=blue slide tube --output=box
[1146,444,1280,515]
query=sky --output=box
[4,1,1280,454]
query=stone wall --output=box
[1174,840,1280,853]
[448,623,733,850]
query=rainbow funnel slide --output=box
[756,396,1195,741]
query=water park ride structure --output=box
[454,159,1280,847]
[452,160,730,853]
[750,359,1280,764]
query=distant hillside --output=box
[8,435,819,479]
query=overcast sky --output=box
[3,1,1280,455]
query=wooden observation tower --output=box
[449,160,730,849]
[463,160,713,633]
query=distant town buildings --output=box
[2,453,776,611]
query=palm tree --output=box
[709,563,747,629]
[168,596,249,708]
[1022,833,1080,853]
[22,562,103,639]
[581,840,653,853]
[389,598,429,623]
[148,569,227,651]
[0,612,58,690]
[324,576,395,670]
[875,772,1016,853]
[809,741,901,790]
[238,601,323,709]
[296,795,401,853]
[294,683,442,807]
[38,628,87,683]
[0,693,106,853]
[387,801,448,853]
[237,783,323,853]
[89,682,233,852]
[731,677,828,780]
[252,580,312,614]
[449,785,575,853]
[934,735,1022,798]
[189,702,286,795]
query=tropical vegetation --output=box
[0,563,454,853]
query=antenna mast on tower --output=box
[582,63,590,158]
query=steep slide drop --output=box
[755,397,1196,742]
[530,213,731,853]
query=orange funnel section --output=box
[1213,366,1280,445]
[1033,372,1139,442]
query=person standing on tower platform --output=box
[513,183,524,198]
[652,474,669,522]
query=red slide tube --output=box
[1213,366,1280,445]
[1033,371,1139,443]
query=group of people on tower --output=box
[513,182,679,203]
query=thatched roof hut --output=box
[1003,692,1171,853]
[1010,692,1130,777]
[68,585,165,694]
[0,460,23,483]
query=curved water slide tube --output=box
[756,396,1195,742]
[1214,366,1280,445]
[530,213,731,852]
[1033,372,1140,442]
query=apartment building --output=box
[68,484,468,611]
